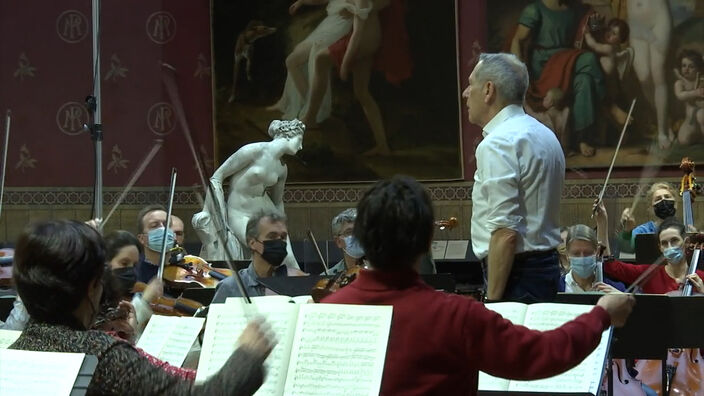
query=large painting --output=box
[211,0,462,182]
[487,0,704,168]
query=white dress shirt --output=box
[471,104,565,260]
[564,271,587,293]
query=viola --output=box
[162,253,233,290]
[132,281,204,316]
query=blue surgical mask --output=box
[147,227,175,252]
[343,235,365,259]
[569,255,597,278]
[663,246,684,263]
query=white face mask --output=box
[342,235,365,259]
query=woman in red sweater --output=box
[604,217,704,294]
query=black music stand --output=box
[70,355,98,396]
[420,273,456,292]
[258,275,328,296]
[556,293,673,396]
[668,296,704,348]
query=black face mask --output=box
[259,239,288,267]
[112,267,137,296]
[653,199,676,220]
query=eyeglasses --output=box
[338,229,354,238]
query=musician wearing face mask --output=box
[618,182,679,253]
[212,211,301,303]
[134,205,178,284]
[104,230,162,334]
[606,218,704,294]
[9,220,273,395]
[560,225,625,294]
[323,208,365,275]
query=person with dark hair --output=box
[463,52,565,303]
[9,220,273,395]
[605,217,704,294]
[322,175,635,395]
[103,230,163,338]
[105,230,143,292]
[134,204,178,283]
[211,210,306,303]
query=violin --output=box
[132,281,204,316]
[162,250,233,290]
[305,228,366,302]
[311,263,366,303]
[435,217,458,230]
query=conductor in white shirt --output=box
[463,53,565,302]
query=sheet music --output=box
[480,303,609,394]
[290,295,313,304]
[283,304,392,396]
[0,330,21,349]
[0,349,84,396]
[512,303,609,394]
[478,303,529,391]
[136,315,204,367]
[431,240,448,260]
[444,240,469,259]
[197,302,298,396]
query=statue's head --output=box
[268,119,305,140]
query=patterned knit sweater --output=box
[11,320,264,395]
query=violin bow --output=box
[99,139,164,230]
[307,229,329,275]
[162,63,253,304]
[157,167,178,280]
[0,110,10,219]
[593,98,636,218]
[624,255,667,293]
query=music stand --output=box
[634,234,660,264]
[258,275,329,296]
[556,293,671,395]
[420,273,456,292]
[70,355,98,396]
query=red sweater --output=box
[604,260,704,294]
[322,268,611,396]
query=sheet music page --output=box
[291,295,313,304]
[283,304,392,396]
[197,302,299,396]
[0,329,21,349]
[431,240,448,260]
[136,315,204,367]
[444,240,469,259]
[507,303,610,394]
[478,302,529,391]
[245,295,295,305]
[0,349,85,396]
